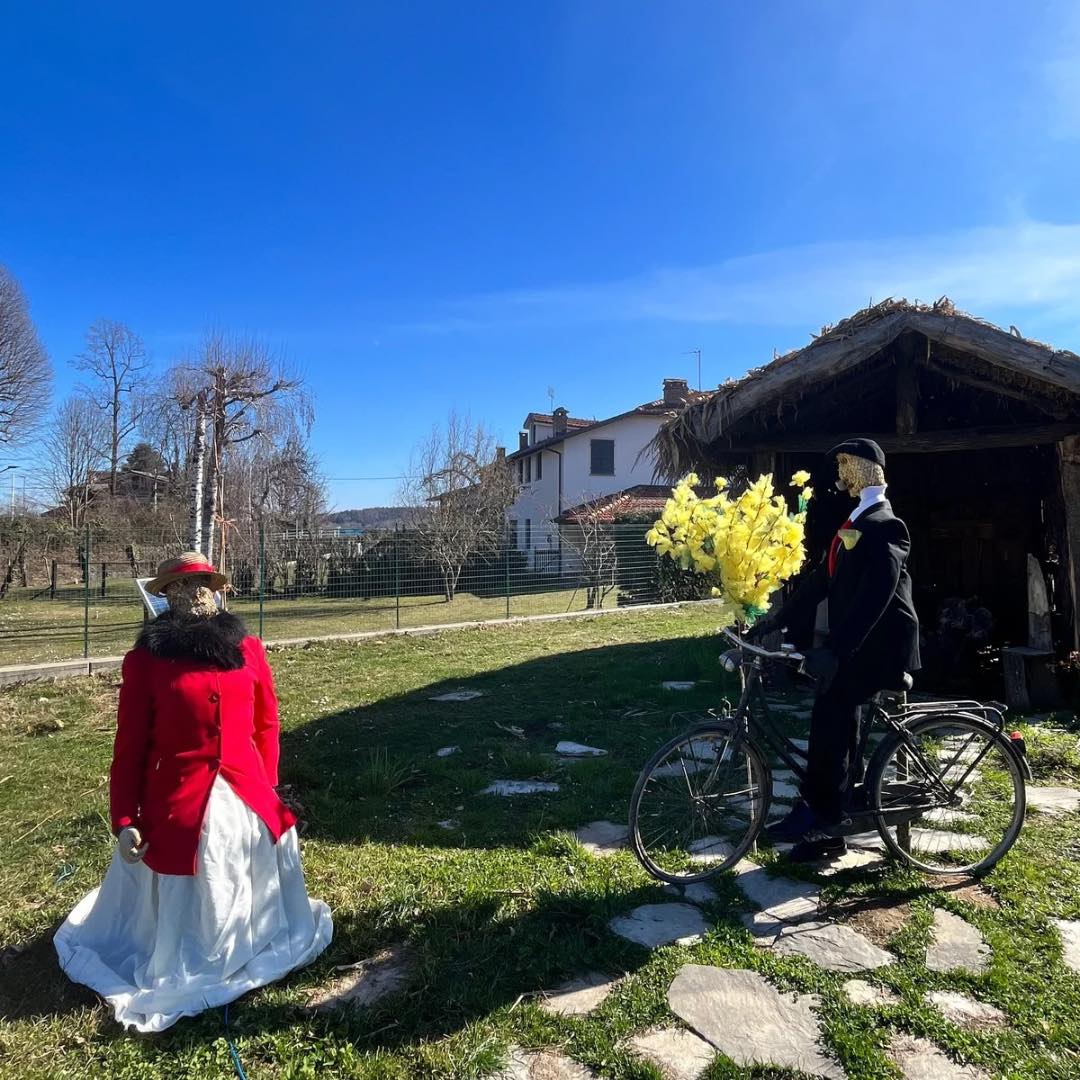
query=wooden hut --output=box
[652,298,1080,701]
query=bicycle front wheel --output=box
[869,713,1025,875]
[629,727,770,884]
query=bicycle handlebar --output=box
[720,625,805,663]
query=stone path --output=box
[500,1048,596,1079]
[662,680,696,691]
[435,745,460,757]
[609,903,710,948]
[626,1027,715,1080]
[925,990,1006,1028]
[816,848,885,876]
[664,881,718,906]
[843,979,900,1006]
[481,780,560,796]
[1027,785,1080,817]
[733,859,820,922]
[926,909,990,974]
[889,1034,989,1080]
[430,689,484,702]
[667,965,844,1079]
[574,820,628,856]
[1053,918,1080,971]
[555,741,607,757]
[307,943,414,1011]
[772,920,894,972]
[539,971,618,1016]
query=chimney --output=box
[519,431,529,450]
[495,446,506,462]
[663,378,690,406]
[553,406,568,436]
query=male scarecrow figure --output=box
[753,438,920,861]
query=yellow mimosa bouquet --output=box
[645,471,813,627]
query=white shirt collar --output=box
[850,484,887,523]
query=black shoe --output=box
[787,836,847,863]
[764,799,819,843]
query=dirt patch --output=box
[923,875,1001,910]
[827,896,913,946]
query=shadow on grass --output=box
[278,634,742,852]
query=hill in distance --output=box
[323,507,412,530]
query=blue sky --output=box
[4,2,1080,508]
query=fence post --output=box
[394,526,401,629]
[100,561,107,598]
[505,525,511,619]
[50,559,57,599]
[258,519,265,640]
[83,525,91,660]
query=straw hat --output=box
[146,552,228,596]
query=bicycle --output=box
[629,626,1031,884]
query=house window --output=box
[524,519,532,549]
[535,453,542,480]
[524,456,531,483]
[590,439,615,476]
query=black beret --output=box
[826,438,886,468]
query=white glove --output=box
[117,826,148,864]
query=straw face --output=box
[146,552,228,596]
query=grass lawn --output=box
[2,607,1080,1078]
[0,583,627,667]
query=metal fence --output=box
[1,522,711,667]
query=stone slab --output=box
[741,911,786,946]
[436,745,460,757]
[627,1027,715,1080]
[574,820,628,856]
[1027,785,1080,817]
[664,881,719,906]
[307,944,414,1011]
[909,828,989,854]
[662,681,696,691]
[733,859,820,922]
[500,1048,597,1079]
[1053,918,1080,972]
[539,971,618,1016]
[816,849,885,876]
[686,836,735,863]
[556,741,607,757]
[889,1034,989,1080]
[773,779,801,800]
[481,780,560,796]
[843,979,900,1006]
[773,920,894,972]
[667,965,844,1079]
[926,909,990,974]
[925,990,1006,1028]
[608,903,711,948]
[437,818,460,830]
[430,689,484,702]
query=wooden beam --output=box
[895,333,920,435]
[722,422,1080,455]
[921,355,1071,419]
[1059,435,1080,652]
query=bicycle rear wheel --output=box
[629,727,770,884]
[869,713,1025,875]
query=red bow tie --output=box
[828,518,853,577]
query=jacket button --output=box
[209,692,220,703]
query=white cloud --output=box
[421,220,1080,334]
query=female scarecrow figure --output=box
[54,553,332,1032]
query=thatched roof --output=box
[653,297,1080,477]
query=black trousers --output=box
[800,664,884,822]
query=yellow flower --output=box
[790,470,811,487]
[714,476,728,491]
[801,486,814,501]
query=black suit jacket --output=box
[776,499,920,684]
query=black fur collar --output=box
[136,610,248,670]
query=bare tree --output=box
[0,265,51,449]
[174,334,311,561]
[558,502,618,609]
[74,319,149,497]
[43,396,108,530]
[403,413,516,602]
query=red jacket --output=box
[110,628,296,876]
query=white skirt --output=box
[54,776,333,1033]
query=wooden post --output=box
[100,561,107,598]
[50,559,57,599]
[895,333,919,435]
[1058,436,1080,652]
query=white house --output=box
[504,378,699,571]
